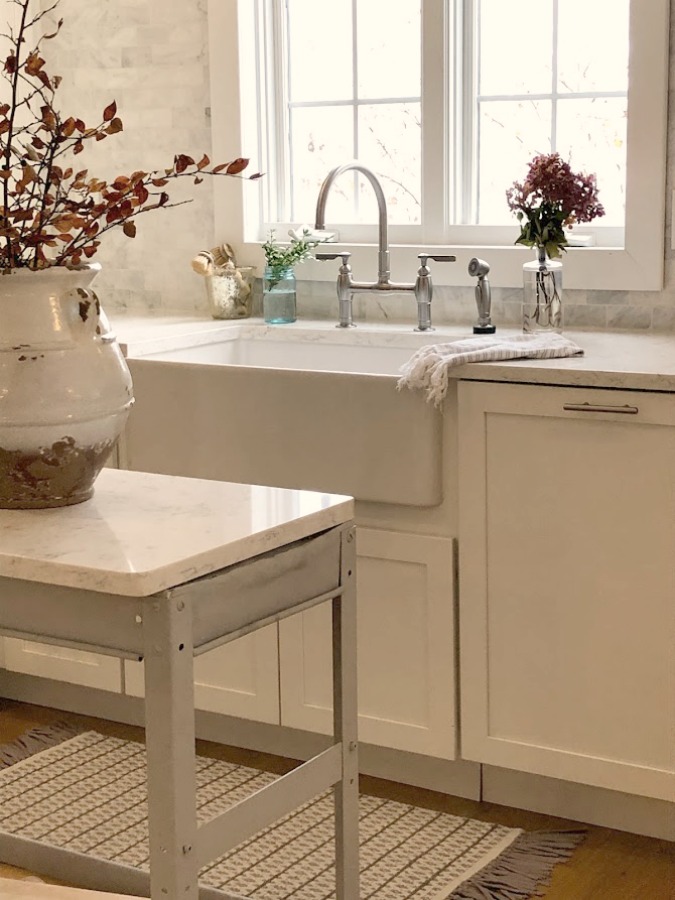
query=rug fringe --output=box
[0,721,81,769]
[449,830,586,899]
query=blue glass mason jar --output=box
[263,265,296,324]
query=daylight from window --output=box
[276,0,628,231]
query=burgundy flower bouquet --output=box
[506,152,605,260]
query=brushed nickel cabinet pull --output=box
[562,402,639,415]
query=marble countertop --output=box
[0,469,353,597]
[109,312,675,392]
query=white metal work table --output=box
[0,469,359,900]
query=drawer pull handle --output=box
[562,402,639,415]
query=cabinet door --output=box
[279,528,456,759]
[3,638,122,692]
[458,381,675,801]
[124,626,280,724]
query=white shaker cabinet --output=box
[458,381,675,801]
[124,628,280,724]
[2,638,122,691]
[279,527,457,759]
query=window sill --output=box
[238,241,665,293]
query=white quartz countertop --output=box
[109,312,675,391]
[0,469,353,597]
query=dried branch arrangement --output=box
[0,0,260,271]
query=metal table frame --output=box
[0,522,359,900]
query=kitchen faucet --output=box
[313,162,455,330]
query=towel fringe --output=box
[448,830,586,899]
[0,721,80,769]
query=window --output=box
[208,0,669,291]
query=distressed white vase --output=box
[0,263,134,508]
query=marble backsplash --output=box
[39,0,675,331]
[291,280,675,332]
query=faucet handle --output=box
[316,251,352,264]
[417,252,457,268]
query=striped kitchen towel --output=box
[398,333,583,406]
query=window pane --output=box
[556,98,627,226]
[357,103,421,224]
[558,1,629,93]
[357,0,421,100]
[479,1,553,95]
[477,100,552,223]
[290,106,354,223]
[287,0,353,102]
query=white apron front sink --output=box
[123,323,457,506]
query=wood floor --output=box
[0,700,672,900]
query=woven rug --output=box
[0,725,584,900]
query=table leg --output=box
[333,526,359,899]
[143,593,199,900]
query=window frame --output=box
[208,0,670,291]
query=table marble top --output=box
[0,469,353,597]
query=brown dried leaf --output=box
[103,100,117,122]
[40,106,57,132]
[225,157,249,175]
[4,54,17,75]
[174,154,195,174]
[73,141,84,155]
[134,184,149,205]
[25,53,45,77]
[105,117,123,135]
[122,220,136,238]
[196,154,210,171]
[43,19,64,40]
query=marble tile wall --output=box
[41,0,215,315]
[41,0,675,330]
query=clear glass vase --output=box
[523,249,563,334]
[263,266,297,324]
[205,266,256,320]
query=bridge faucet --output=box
[314,161,456,330]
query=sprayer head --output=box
[468,257,490,278]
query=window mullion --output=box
[461,0,478,225]
[421,0,448,242]
[267,0,291,222]
[551,0,559,149]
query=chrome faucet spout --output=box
[314,162,390,283]
[315,161,457,330]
